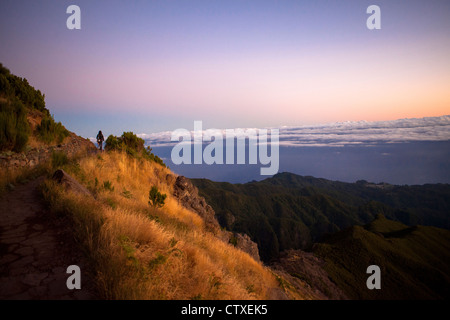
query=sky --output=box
[0,0,449,139]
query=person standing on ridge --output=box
[97,130,105,151]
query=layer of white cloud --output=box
[136,115,450,147]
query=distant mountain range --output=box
[193,172,450,299]
[192,172,450,262]
[314,214,450,299]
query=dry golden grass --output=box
[0,163,48,195]
[0,167,23,194]
[42,151,305,300]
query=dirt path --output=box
[0,177,95,299]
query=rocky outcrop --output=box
[171,175,261,262]
[172,175,221,232]
[271,249,348,300]
[0,132,97,170]
[231,232,261,262]
[52,169,92,197]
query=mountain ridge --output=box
[313,214,450,299]
[192,172,450,262]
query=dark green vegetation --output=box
[0,95,29,152]
[314,214,450,299]
[36,114,70,144]
[0,63,69,151]
[105,131,165,167]
[148,186,167,208]
[192,172,450,262]
[51,151,69,168]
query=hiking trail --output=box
[0,177,95,299]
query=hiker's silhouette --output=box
[96,130,104,151]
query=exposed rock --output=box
[173,176,221,233]
[52,169,92,197]
[165,173,176,186]
[231,232,261,262]
[219,211,236,229]
[271,249,348,300]
[171,175,261,261]
[0,132,97,171]
[266,287,290,300]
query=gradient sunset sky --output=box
[0,0,449,138]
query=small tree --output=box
[148,186,167,208]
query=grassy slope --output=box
[1,63,70,154]
[314,215,450,299]
[42,152,312,300]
